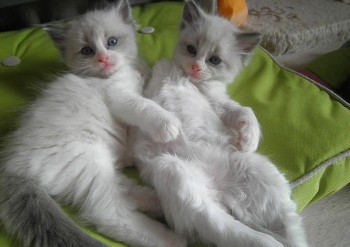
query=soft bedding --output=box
[0,2,350,246]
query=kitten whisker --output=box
[70,65,96,77]
[234,52,249,55]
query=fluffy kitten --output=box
[133,1,308,247]
[0,1,186,247]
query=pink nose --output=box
[192,64,201,73]
[98,54,108,63]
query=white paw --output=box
[256,233,284,247]
[218,232,284,247]
[221,232,283,247]
[150,115,181,143]
[229,107,261,153]
[161,232,187,247]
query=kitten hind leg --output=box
[77,164,186,247]
[141,154,284,247]
[218,151,308,247]
[45,145,185,247]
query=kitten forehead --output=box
[76,8,132,37]
[182,15,239,54]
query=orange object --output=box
[218,0,248,26]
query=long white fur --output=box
[134,1,308,247]
[0,1,185,247]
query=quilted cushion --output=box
[1,2,350,246]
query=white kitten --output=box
[134,1,308,247]
[0,1,185,247]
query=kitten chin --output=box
[188,73,211,84]
[96,62,119,78]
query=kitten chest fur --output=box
[135,67,234,165]
[7,66,142,189]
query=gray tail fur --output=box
[0,172,107,247]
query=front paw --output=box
[225,107,261,152]
[149,114,181,143]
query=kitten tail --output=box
[0,172,107,247]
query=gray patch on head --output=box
[235,32,262,49]
[44,23,70,54]
[118,0,134,24]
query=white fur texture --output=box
[1,2,185,247]
[134,2,308,247]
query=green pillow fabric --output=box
[1,2,350,246]
[229,48,350,211]
[305,47,350,89]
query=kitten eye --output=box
[187,45,196,56]
[209,56,221,65]
[107,37,118,46]
[80,47,94,56]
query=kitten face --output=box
[46,1,137,78]
[174,1,261,84]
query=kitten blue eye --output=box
[187,45,196,55]
[107,37,118,46]
[209,56,221,65]
[80,47,93,56]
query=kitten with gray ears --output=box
[0,1,185,247]
[134,1,308,247]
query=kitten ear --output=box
[43,23,69,53]
[235,32,261,64]
[182,0,204,26]
[235,32,261,53]
[117,0,133,24]
[194,0,216,15]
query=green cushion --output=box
[1,2,350,246]
[228,48,350,211]
[304,47,350,89]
